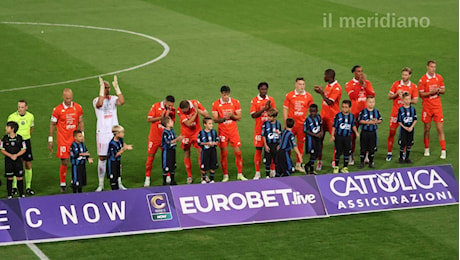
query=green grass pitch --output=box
[0,0,458,258]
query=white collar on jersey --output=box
[329,80,338,86]
[220,98,232,104]
[294,89,306,96]
[399,80,412,86]
[257,94,269,100]
[62,101,74,109]
[426,73,437,79]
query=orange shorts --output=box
[254,133,263,147]
[56,143,71,159]
[322,117,334,136]
[147,139,161,155]
[219,132,241,148]
[422,108,444,123]
[389,114,399,129]
[181,136,201,150]
[292,125,305,143]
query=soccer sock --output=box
[387,129,396,153]
[220,149,228,175]
[424,138,429,149]
[369,152,375,163]
[201,172,206,180]
[406,146,411,159]
[59,165,67,186]
[17,179,24,196]
[296,141,304,163]
[440,140,446,150]
[72,186,78,193]
[254,149,262,172]
[12,176,17,189]
[184,157,192,178]
[25,169,32,189]
[265,168,270,177]
[334,154,340,167]
[162,174,167,185]
[78,187,82,193]
[210,171,215,181]
[145,156,154,177]
[400,147,405,159]
[344,156,349,167]
[7,179,13,196]
[170,173,176,184]
[318,144,324,160]
[270,162,275,171]
[235,150,243,174]
[360,152,365,163]
[98,159,106,187]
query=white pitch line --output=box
[26,243,50,260]
[0,21,170,93]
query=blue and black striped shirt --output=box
[261,120,282,144]
[303,115,322,136]
[358,108,382,132]
[107,138,124,162]
[397,105,417,127]
[333,112,355,136]
[278,129,296,151]
[197,129,219,150]
[70,141,88,165]
[162,129,177,150]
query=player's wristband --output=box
[48,136,53,142]
[81,131,85,137]
[114,85,122,95]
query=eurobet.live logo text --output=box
[146,193,173,221]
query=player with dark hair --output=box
[386,67,418,161]
[397,92,417,163]
[314,69,341,170]
[178,99,209,184]
[197,117,219,183]
[418,60,446,159]
[345,66,375,165]
[212,86,247,182]
[161,117,182,185]
[48,88,84,193]
[358,96,382,168]
[261,108,281,178]
[330,100,359,173]
[283,77,313,172]
[1,121,26,198]
[107,125,133,190]
[70,130,93,193]
[144,95,176,187]
[276,118,302,177]
[250,82,276,179]
[7,99,35,195]
[303,104,323,175]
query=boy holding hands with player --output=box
[397,92,417,163]
[197,117,219,183]
[330,100,359,174]
[70,130,93,193]
[107,125,133,190]
[303,104,323,175]
[261,108,282,178]
[358,96,382,169]
[161,117,182,185]
[276,118,302,177]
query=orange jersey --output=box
[418,73,444,109]
[345,78,375,116]
[320,81,342,119]
[177,100,205,137]
[389,80,419,116]
[283,90,313,126]
[212,97,241,135]
[250,95,276,135]
[51,102,83,146]
[147,101,176,141]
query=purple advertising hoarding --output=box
[316,164,459,215]
[0,187,180,245]
[171,175,327,228]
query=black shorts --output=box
[305,136,322,158]
[399,129,414,147]
[263,143,278,168]
[201,147,218,171]
[71,164,87,187]
[21,139,33,162]
[107,160,121,180]
[162,149,176,173]
[4,159,24,178]
[335,135,351,156]
[360,131,377,153]
[275,149,294,177]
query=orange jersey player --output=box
[418,60,446,159]
[345,65,375,164]
[250,82,276,180]
[313,69,342,171]
[386,67,419,161]
[144,95,176,187]
[212,85,247,182]
[177,99,209,184]
[283,77,313,172]
[48,88,84,193]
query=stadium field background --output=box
[0,0,458,258]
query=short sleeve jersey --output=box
[389,80,418,116]
[333,112,355,137]
[107,138,124,162]
[320,81,342,119]
[283,90,313,126]
[250,95,276,135]
[278,129,296,151]
[397,106,417,127]
[70,141,88,166]
[147,101,176,141]
[418,73,444,110]
[177,100,205,137]
[345,79,375,116]
[212,97,241,135]
[197,129,219,150]
[51,102,83,146]
[261,120,282,144]
[162,129,177,150]
[358,108,383,132]
[93,96,119,134]
[7,111,34,140]
[304,115,322,135]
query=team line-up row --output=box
[1,61,446,197]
